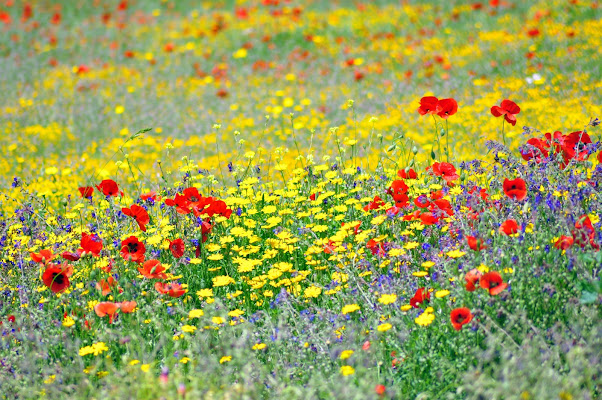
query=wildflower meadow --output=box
[1,0,602,399]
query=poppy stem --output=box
[446,119,449,163]
[431,114,439,161]
[501,119,506,147]
[290,114,304,169]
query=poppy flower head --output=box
[520,137,549,162]
[96,276,119,296]
[491,99,520,126]
[499,219,519,235]
[388,180,409,197]
[467,236,487,251]
[155,282,186,298]
[31,249,55,264]
[572,215,599,249]
[94,302,120,323]
[397,168,418,180]
[140,191,159,202]
[78,186,94,198]
[122,204,150,232]
[138,259,167,279]
[96,179,121,197]
[435,98,458,119]
[364,195,386,211]
[503,178,527,201]
[201,220,213,243]
[479,271,508,295]
[120,236,146,263]
[410,287,430,308]
[420,212,439,225]
[417,96,439,116]
[81,232,103,256]
[564,131,593,162]
[554,235,574,250]
[118,301,137,313]
[169,238,185,259]
[464,268,482,292]
[428,162,459,185]
[42,263,73,293]
[450,307,473,331]
[62,250,82,261]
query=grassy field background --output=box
[1,1,601,399]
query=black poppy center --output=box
[53,273,65,285]
[189,196,199,202]
[127,243,139,253]
[489,281,499,288]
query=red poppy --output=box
[520,137,549,163]
[22,4,33,22]
[201,220,213,243]
[165,187,206,214]
[138,259,167,279]
[491,100,520,126]
[81,232,103,256]
[503,178,527,201]
[42,263,73,293]
[51,12,61,25]
[375,385,386,396]
[122,204,150,232]
[480,271,508,295]
[499,219,519,235]
[430,199,453,217]
[62,250,82,261]
[388,180,409,197]
[201,199,233,218]
[96,276,120,296]
[118,301,137,313]
[155,282,186,298]
[169,238,185,258]
[410,287,430,308]
[323,240,337,254]
[436,98,458,119]
[94,302,120,323]
[417,96,439,116]
[364,196,386,211]
[30,249,55,264]
[413,195,430,208]
[554,235,574,250]
[420,212,439,225]
[564,131,592,162]
[397,168,418,179]
[572,215,598,249]
[428,162,459,185]
[120,236,146,263]
[388,180,409,206]
[450,308,473,331]
[140,191,159,202]
[467,236,487,251]
[96,179,121,197]
[78,186,94,198]
[464,268,482,292]
[366,239,386,256]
